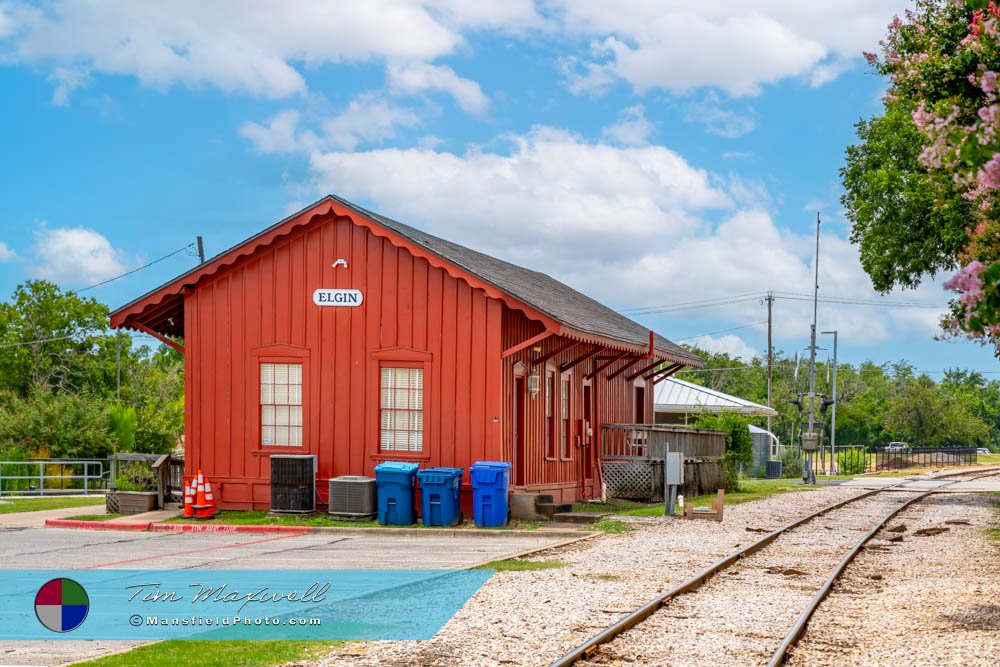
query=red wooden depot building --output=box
[110,196,703,509]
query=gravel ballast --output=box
[786,492,1000,667]
[314,485,867,666]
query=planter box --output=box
[117,491,158,515]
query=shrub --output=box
[115,464,156,492]
[781,448,803,479]
[836,448,868,475]
[693,413,753,492]
[0,390,112,459]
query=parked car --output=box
[977,448,990,455]
[885,442,910,453]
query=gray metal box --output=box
[664,451,684,485]
[801,432,821,452]
[328,476,376,519]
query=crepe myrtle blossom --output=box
[872,1,1000,343]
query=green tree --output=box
[0,281,110,394]
[884,375,990,446]
[842,104,971,292]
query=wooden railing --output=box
[601,424,726,460]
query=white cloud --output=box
[31,226,131,285]
[552,1,902,96]
[47,66,87,106]
[721,150,752,160]
[0,242,15,261]
[684,95,756,138]
[688,334,759,361]
[240,94,421,154]
[288,126,949,347]
[387,62,489,114]
[240,110,313,155]
[1,1,513,100]
[322,94,421,150]
[601,104,654,146]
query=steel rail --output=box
[767,466,1000,666]
[548,466,1000,667]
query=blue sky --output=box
[1,1,996,376]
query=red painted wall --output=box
[181,210,651,509]
[184,213,504,509]
[501,308,653,502]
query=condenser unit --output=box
[270,455,316,513]
[328,476,377,520]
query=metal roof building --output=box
[654,377,777,422]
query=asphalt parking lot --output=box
[0,525,580,666]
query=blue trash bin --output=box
[470,461,511,527]
[416,467,464,526]
[374,461,419,525]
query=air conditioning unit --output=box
[328,476,377,520]
[270,455,316,513]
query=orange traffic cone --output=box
[199,478,218,518]
[183,481,194,518]
[192,470,211,520]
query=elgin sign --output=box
[312,289,364,307]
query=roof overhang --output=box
[110,196,702,369]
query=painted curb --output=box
[149,523,313,534]
[44,518,589,539]
[44,519,151,531]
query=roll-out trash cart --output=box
[470,461,511,527]
[416,467,464,526]
[374,461,419,525]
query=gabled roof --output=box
[111,195,702,367]
[654,376,776,416]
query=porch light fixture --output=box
[527,371,540,397]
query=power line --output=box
[75,243,196,293]
[0,330,161,349]
[677,320,768,342]
[619,291,766,314]
[0,334,79,349]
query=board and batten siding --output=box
[183,213,504,509]
[501,307,654,502]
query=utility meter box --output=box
[664,451,684,486]
[801,432,821,452]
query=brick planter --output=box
[117,491,157,515]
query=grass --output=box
[592,518,632,533]
[571,480,817,519]
[0,495,105,514]
[978,453,1000,464]
[64,513,120,521]
[71,640,335,667]
[475,559,565,571]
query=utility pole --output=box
[197,236,206,264]
[766,292,774,436]
[804,213,821,485]
[115,329,121,401]
[821,330,838,475]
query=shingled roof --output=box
[111,195,702,368]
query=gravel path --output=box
[577,491,927,667]
[312,485,867,667]
[787,492,1000,667]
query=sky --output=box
[0,0,997,377]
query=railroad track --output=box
[549,466,1000,667]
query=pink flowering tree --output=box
[855,0,1000,346]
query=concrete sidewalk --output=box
[0,504,107,528]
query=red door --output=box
[514,377,526,486]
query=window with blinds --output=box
[260,363,303,447]
[380,367,424,452]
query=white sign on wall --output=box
[312,289,364,307]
